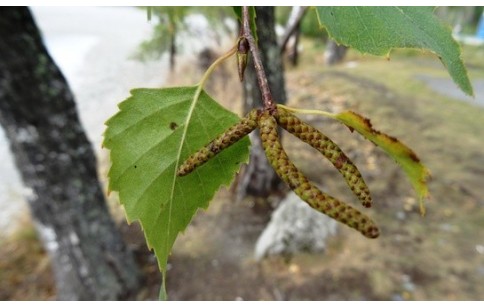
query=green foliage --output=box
[103,87,250,297]
[136,7,233,61]
[135,7,189,60]
[300,7,325,38]
[316,6,473,96]
[275,6,291,25]
[276,7,325,39]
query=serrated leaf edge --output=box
[314,6,473,96]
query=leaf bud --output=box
[237,37,250,82]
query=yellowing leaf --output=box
[277,105,430,216]
[103,87,250,298]
[334,111,430,215]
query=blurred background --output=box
[0,6,483,300]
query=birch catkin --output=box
[276,108,372,208]
[258,111,379,238]
[177,109,258,176]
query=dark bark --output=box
[169,30,176,71]
[0,7,140,300]
[237,7,286,200]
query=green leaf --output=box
[316,6,473,96]
[333,111,431,215]
[103,87,250,296]
[232,6,242,20]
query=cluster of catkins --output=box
[177,107,379,238]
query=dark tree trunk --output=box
[324,39,348,65]
[237,7,287,200]
[169,30,176,71]
[0,7,140,300]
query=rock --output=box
[254,192,338,261]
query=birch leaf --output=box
[316,6,473,96]
[103,87,250,297]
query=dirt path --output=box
[416,75,484,107]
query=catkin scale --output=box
[258,111,379,239]
[276,109,372,208]
[177,109,258,176]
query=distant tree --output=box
[324,39,348,65]
[0,7,141,300]
[279,6,307,66]
[137,6,233,70]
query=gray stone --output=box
[254,192,338,261]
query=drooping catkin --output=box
[276,108,372,208]
[177,109,258,176]
[258,111,379,238]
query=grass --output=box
[0,219,54,300]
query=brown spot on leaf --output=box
[169,122,178,130]
[345,124,355,133]
[349,111,373,130]
[409,151,420,162]
[387,134,399,143]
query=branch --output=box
[279,6,308,54]
[242,6,275,112]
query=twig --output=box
[242,6,275,112]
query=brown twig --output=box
[242,6,275,112]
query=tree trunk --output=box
[288,24,301,66]
[237,7,287,200]
[0,7,140,300]
[324,39,348,65]
[169,29,176,71]
[280,6,306,67]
